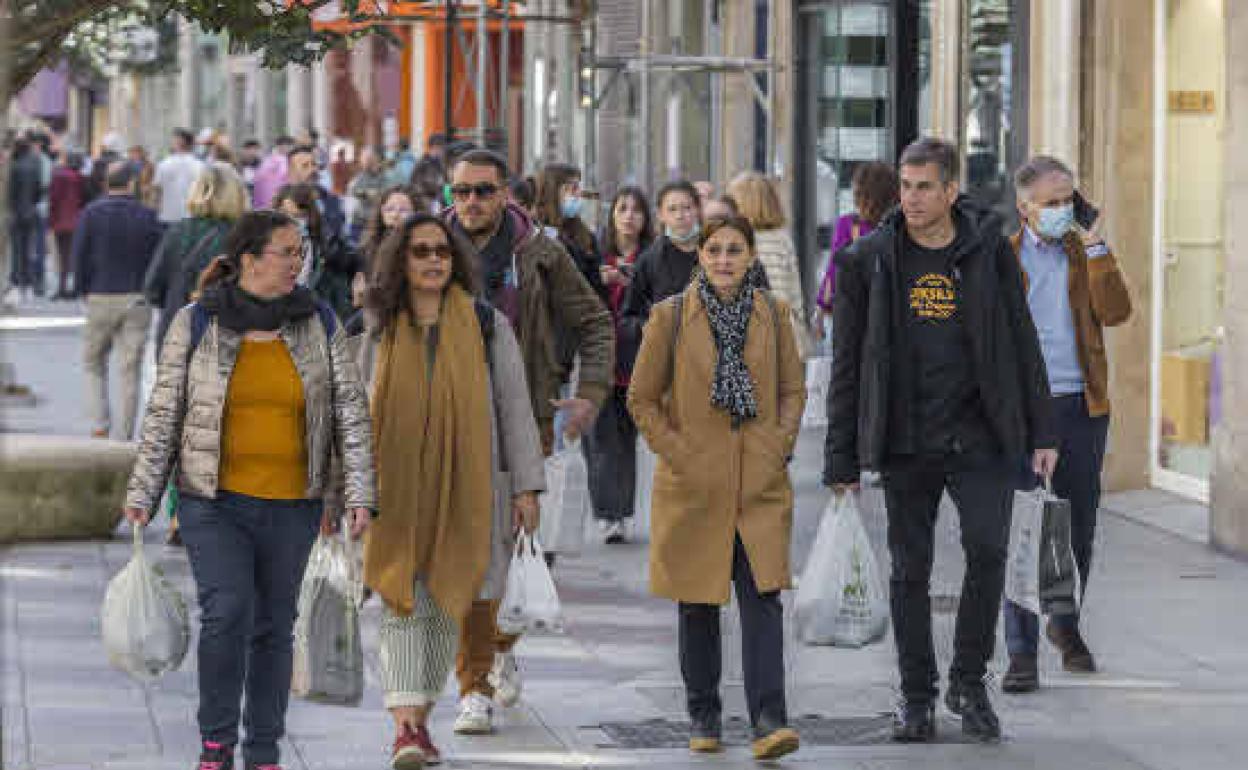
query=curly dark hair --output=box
[852,162,900,225]
[360,185,419,264]
[365,213,478,331]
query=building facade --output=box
[588,0,1240,552]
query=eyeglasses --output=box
[262,246,303,260]
[382,205,415,215]
[408,243,453,261]
[450,183,500,201]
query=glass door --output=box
[1152,0,1227,500]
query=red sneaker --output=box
[412,724,442,766]
[391,725,426,770]
[196,741,234,770]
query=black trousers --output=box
[882,456,1014,703]
[1004,393,1109,654]
[581,387,637,521]
[678,536,786,734]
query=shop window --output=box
[961,0,1028,232]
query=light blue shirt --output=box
[1020,227,1084,395]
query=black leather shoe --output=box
[1002,654,1039,694]
[891,700,937,743]
[946,683,1002,743]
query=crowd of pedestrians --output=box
[0,119,1131,768]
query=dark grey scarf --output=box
[697,263,767,427]
[198,282,318,334]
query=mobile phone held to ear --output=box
[1073,189,1100,230]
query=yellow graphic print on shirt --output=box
[910,273,957,321]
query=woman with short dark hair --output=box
[124,210,376,770]
[628,215,805,761]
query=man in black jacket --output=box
[74,161,163,440]
[823,138,1057,743]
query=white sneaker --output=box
[604,520,628,545]
[488,652,523,707]
[453,692,494,735]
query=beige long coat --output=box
[627,284,806,605]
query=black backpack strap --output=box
[474,298,496,368]
[186,303,210,362]
[315,301,339,338]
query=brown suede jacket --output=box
[1010,230,1133,417]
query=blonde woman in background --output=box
[146,162,250,351]
[727,172,811,357]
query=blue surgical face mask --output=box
[666,222,701,245]
[1036,203,1075,240]
[560,195,584,219]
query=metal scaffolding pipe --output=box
[476,0,488,143]
[639,0,651,192]
[500,0,511,153]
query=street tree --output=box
[5,0,395,103]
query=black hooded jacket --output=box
[822,198,1055,485]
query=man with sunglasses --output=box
[445,148,614,736]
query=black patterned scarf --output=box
[697,262,767,427]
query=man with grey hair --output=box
[824,137,1056,743]
[1001,155,1132,694]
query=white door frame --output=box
[1149,0,1211,504]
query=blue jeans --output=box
[1004,394,1109,656]
[178,491,321,765]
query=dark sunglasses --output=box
[450,182,499,201]
[408,243,453,261]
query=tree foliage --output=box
[6,1,397,101]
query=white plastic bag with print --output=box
[101,523,191,680]
[497,532,565,634]
[794,494,889,648]
[538,438,591,553]
[291,532,364,706]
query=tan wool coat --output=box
[628,283,806,605]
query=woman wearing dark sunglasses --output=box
[359,214,545,769]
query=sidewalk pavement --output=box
[4,431,1247,770]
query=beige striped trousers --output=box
[378,581,459,708]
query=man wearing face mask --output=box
[1001,156,1132,695]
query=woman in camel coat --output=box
[628,215,805,762]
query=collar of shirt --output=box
[1024,225,1069,257]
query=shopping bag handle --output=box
[131,520,144,555]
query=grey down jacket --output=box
[124,304,377,513]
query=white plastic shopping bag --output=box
[633,438,657,542]
[291,532,364,706]
[1006,485,1081,618]
[794,494,889,647]
[1005,488,1044,616]
[101,523,190,680]
[801,355,833,429]
[538,439,590,553]
[497,532,565,634]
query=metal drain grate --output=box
[594,714,978,748]
[931,593,961,614]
